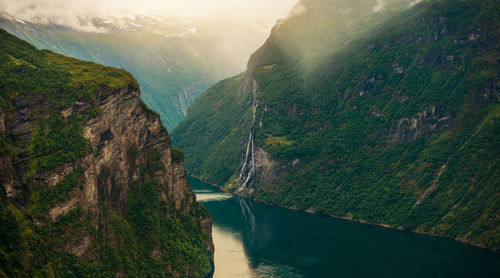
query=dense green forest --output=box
[0,29,212,277]
[172,0,500,250]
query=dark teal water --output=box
[190,177,500,278]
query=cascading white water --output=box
[236,132,253,183]
[236,75,259,192]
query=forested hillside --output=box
[172,0,500,250]
[0,29,213,277]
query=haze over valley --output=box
[0,0,297,129]
[0,0,499,277]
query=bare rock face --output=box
[25,86,199,226]
[79,87,184,221]
[254,148,279,186]
[388,105,453,143]
[63,235,92,257]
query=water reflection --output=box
[195,190,253,277]
[211,226,253,278]
[196,191,233,202]
[239,198,257,246]
[191,177,500,278]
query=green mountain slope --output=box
[0,16,243,130]
[0,29,213,277]
[172,0,500,250]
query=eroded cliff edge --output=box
[0,29,213,277]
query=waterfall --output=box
[236,75,259,192]
[236,132,253,182]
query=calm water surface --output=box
[190,177,500,278]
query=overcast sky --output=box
[0,0,298,30]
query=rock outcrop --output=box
[0,28,213,277]
[388,105,452,143]
[1,82,214,276]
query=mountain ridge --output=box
[172,0,500,251]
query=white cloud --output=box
[0,0,298,32]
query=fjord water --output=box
[189,177,500,278]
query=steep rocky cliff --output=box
[172,0,500,250]
[0,29,213,277]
